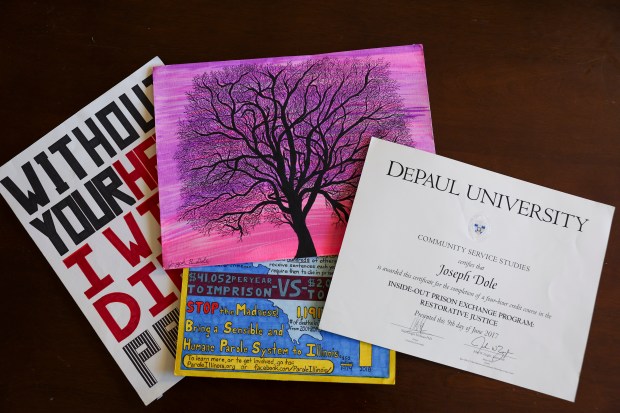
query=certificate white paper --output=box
[320,138,614,401]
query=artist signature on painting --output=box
[169,257,211,268]
[466,336,515,364]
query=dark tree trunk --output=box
[292,217,317,257]
[288,198,317,257]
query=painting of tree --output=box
[175,57,411,258]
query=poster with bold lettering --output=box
[176,256,395,383]
[153,45,435,268]
[0,58,182,405]
[320,138,615,401]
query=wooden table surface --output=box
[1,1,618,412]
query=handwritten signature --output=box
[468,336,514,363]
[169,257,211,268]
[393,317,444,342]
[407,317,428,335]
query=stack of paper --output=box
[0,44,613,404]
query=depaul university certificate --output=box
[320,138,614,401]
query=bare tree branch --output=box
[175,57,412,256]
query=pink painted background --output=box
[154,45,435,268]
